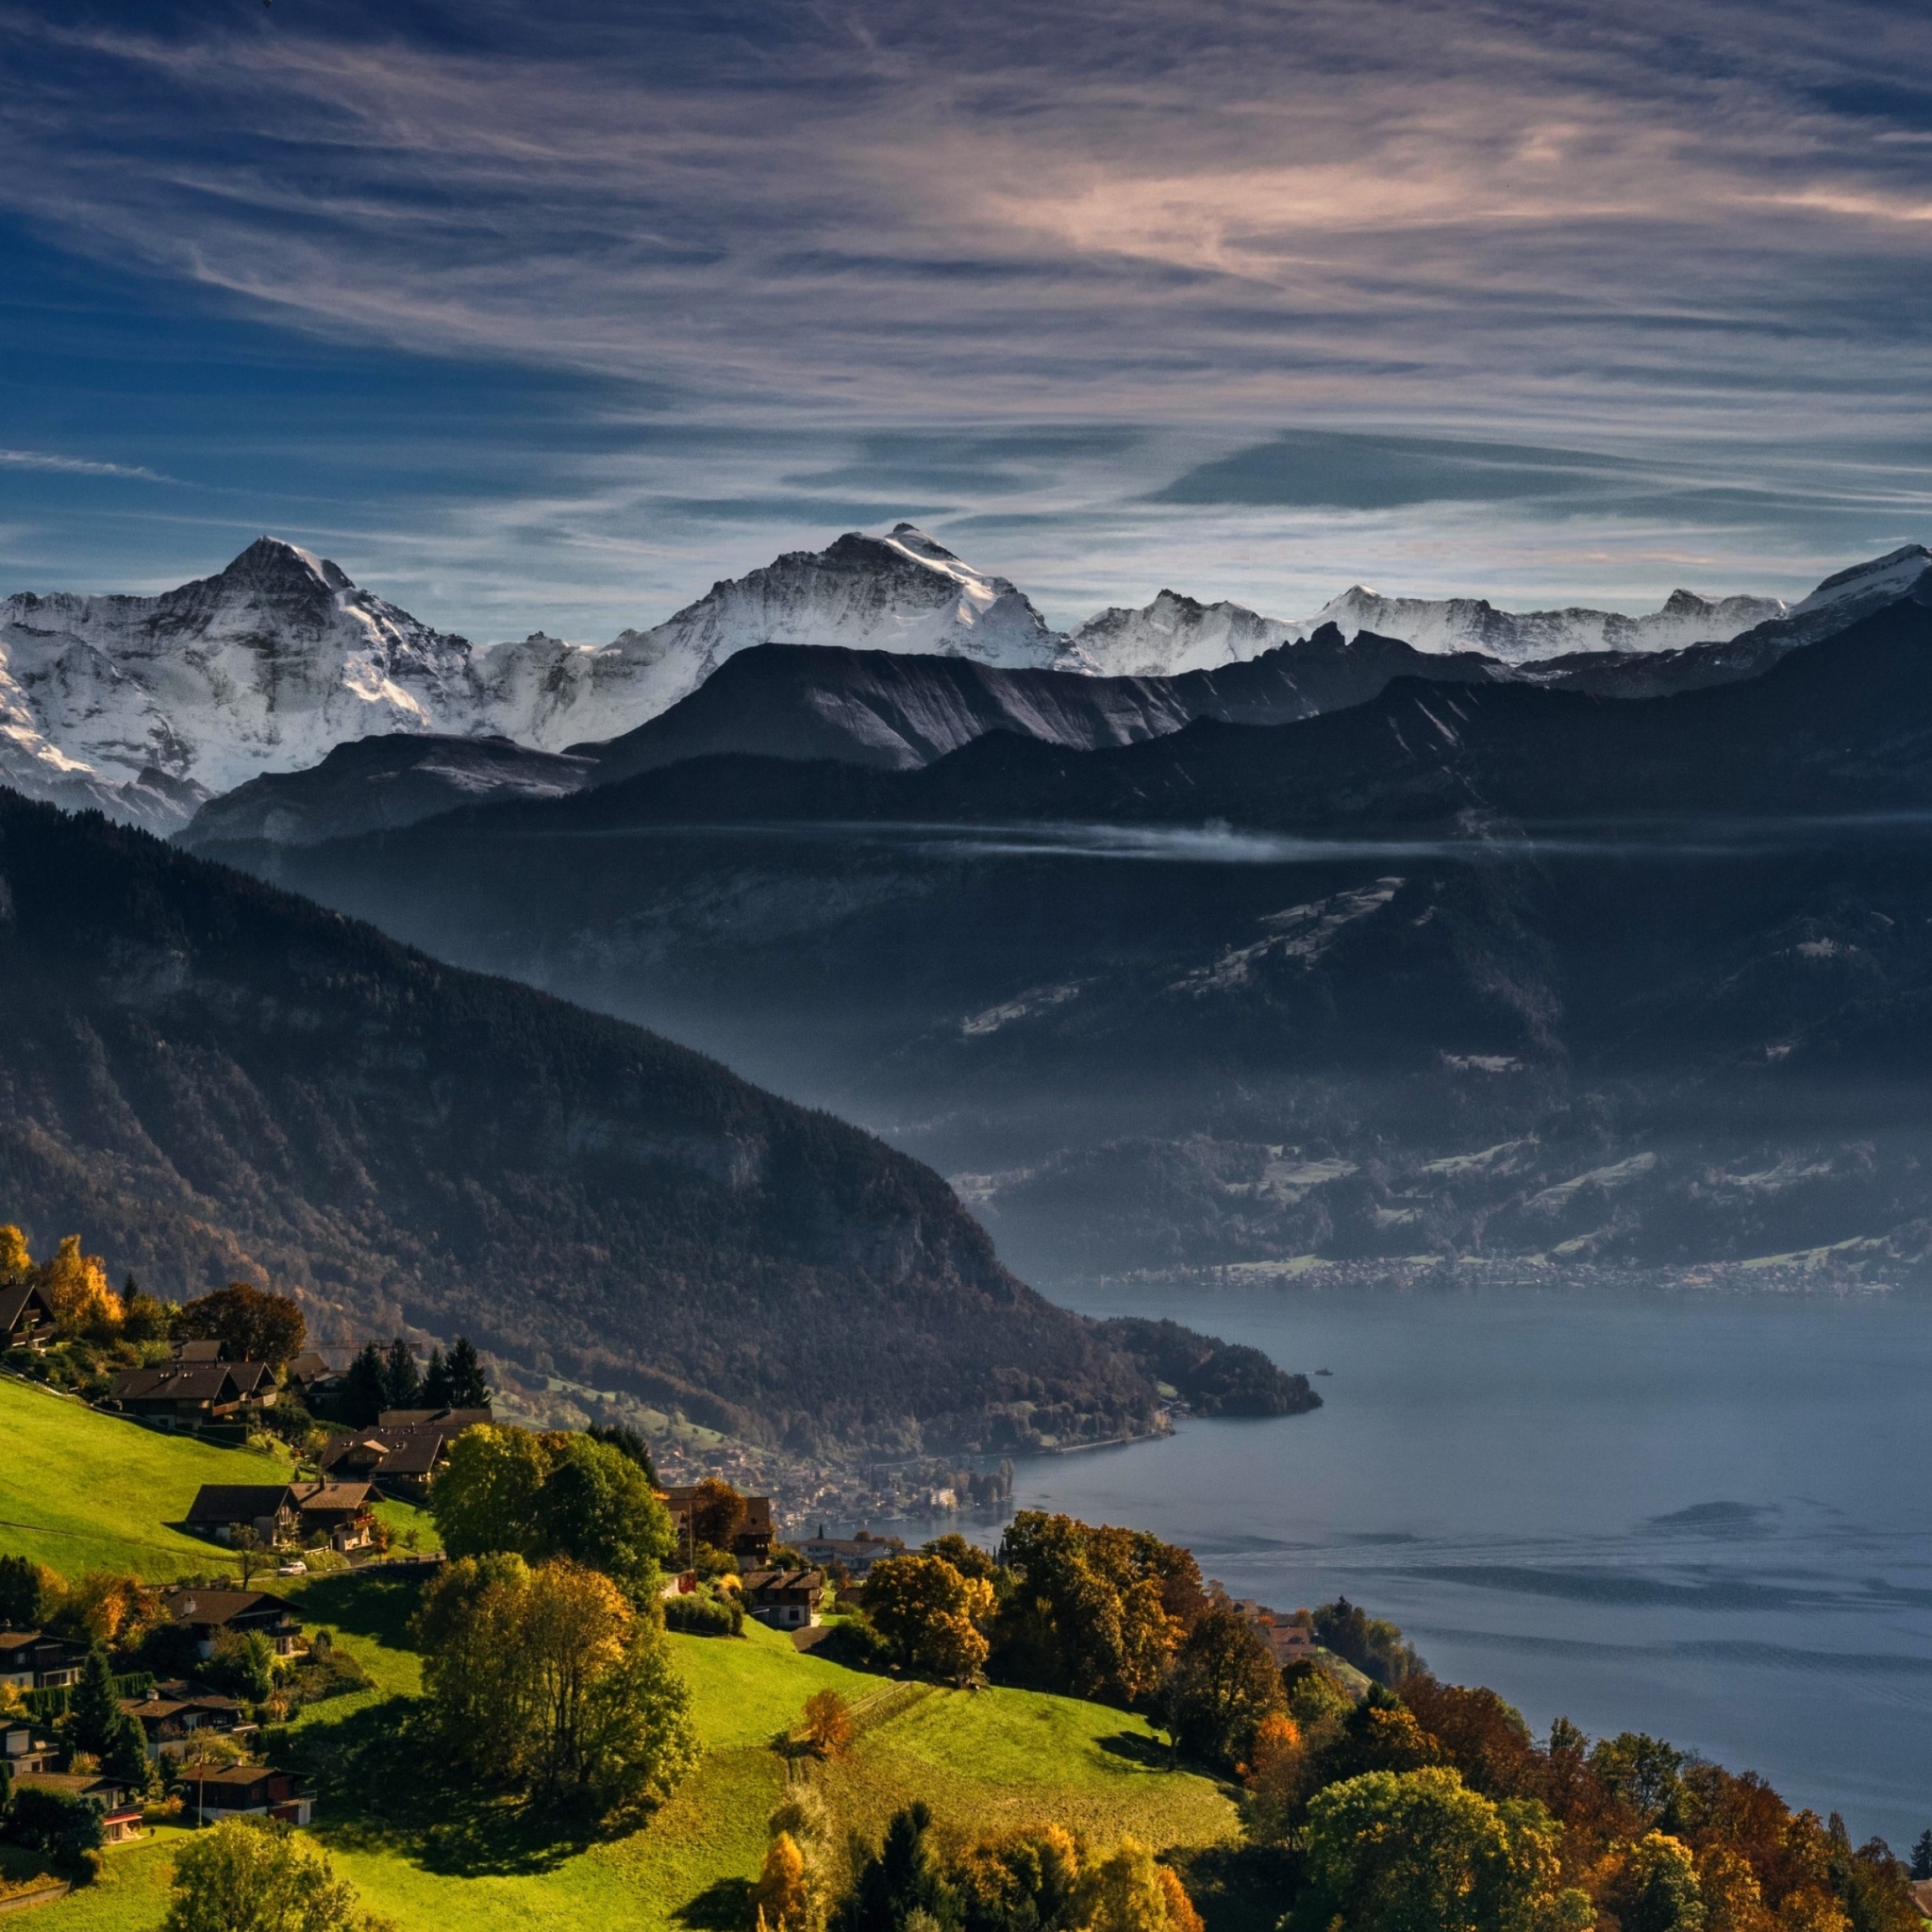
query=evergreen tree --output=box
[588,1423,657,1486]
[383,1338,423,1410]
[839,1803,953,1932]
[421,1347,453,1408]
[69,1642,147,1785]
[341,1342,390,1426]
[0,1555,43,1629]
[445,1336,490,1408]
[1913,1832,1932,1883]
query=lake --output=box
[1005,1279,1932,1846]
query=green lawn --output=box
[40,1610,1237,1932]
[0,1376,290,1579]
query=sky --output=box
[4,0,1932,638]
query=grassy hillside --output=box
[0,1376,291,1579]
[39,1607,1237,1932]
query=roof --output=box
[185,1485,291,1525]
[110,1364,242,1404]
[287,1481,373,1513]
[174,1340,225,1363]
[284,1353,333,1382]
[161,1589,301,1628]
[0,1281,55,1332]
[741,1568,824,1593]
[225,1362,275,1395]
[376,1407,491,1428]
[15,1772,131,1799]
[183,1763,301,1792]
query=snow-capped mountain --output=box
[1071,581,1788,675]
[0,524,1061,825]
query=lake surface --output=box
[1012,1280,1932,1845]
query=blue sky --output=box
[3,0,1932,637]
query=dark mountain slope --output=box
[0,788,1179,1452]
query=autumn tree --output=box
[1605,1833,1706,1932]
[1155,1597,1285,1772]
[41,1236,122,1337]
[1591,1734,1686,1830]
[802,1689,854,1760]
[757,1833,815,1932]
[1243,1711,1306,1842]
[429,1424,552,1561]
[0,1226,30,1288]
[863,1554,994,1685]
[688,1477,748,1554]
[175,1285,307,1369]
[951,1825,1084,1932]
[1401,1680,1543,1803]
[415,1553,695,1818]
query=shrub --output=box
[664,1588,741,1637]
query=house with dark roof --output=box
[107,1362,275,1429]
[0,1280,58,1353]
[160,1589,305,1660]
[183,1481,375,1552]
[320,1410,488,1500]
[181,1762,311,1827]
[741,1568,825,1630]
[797,1530,907,1580]
[282,1353,341,1402]
[121,1681,253,1761]
[0,1632,89,1691]
[14,1770,144,1842]
[172,1339,226,1365]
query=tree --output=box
[0,1226,30,1288]
[1078,1839,1174,1932]
[1609,1833,1706,1932]
[341,1344,390,1427]
[161,1816,390,1932]
[863,1556,993,1685]
[951,1825,1083,1932]
[802,1689,855,1760]
[421,1349,452,1408]
[1911,1832,1932,1883]
[175,1285,307,1369]
[839,1802,954,1932]
[1311,1597,1424,1687]
[1154,1598,1285,1772]
[589,1423,658,1486]
[1243,1711,1306,1843]
[1591,1733,1685,1828]
[1155,1870,1202,1932]
[757,1832,815,1932]
[688,1477,747,1554]
[122,1285,172,1343]
[207,1629,276,1703]
[69,1644,149,1790]
[415,1553,696,1818]
[538,1434,675,1598]
[444,1336,490,1408]
[8,1783,104,1863]
[382,1339,422,1410]
[0,1555,44,1628]
[41,1236,122,1337]
[429,1424,551,1560]
[1299,1765,1590,1932]
[920,1534,998,1582]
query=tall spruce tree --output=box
[421,1348,452,1408]
[70,1642,148,1787]
[445,1336,490,1409]
[341,1342,389,1426]
[383,1339,423,1410]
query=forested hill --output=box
[0,788,1166,1454]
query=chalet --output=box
[159,1588,305,1660]
[14,1771,144,1843]
[741,1568,824,1630]
[107,1362,275,1429]
[282,1353,341,1402]
[320,1410,488,1501]
[181,1762,311,1827]
[0,1280,58,1353]
[121,1682,252,1761]
[797,1530,907,1580]
[171,1339,226,1364]
[662,1487,775,1563]
[0,1631,90,1690]
[184,1481,375,1552]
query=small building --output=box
[661,1487,775,1563]
[159,1589,305,1660]
[14,1771,144,1843]
[282,1353,341,1402]
[0,1280,58,1353]
[121,1683,253,1762]
[321,1410,488,1501]
[2,1725,57,1776]
[171,1339,226,1364]
[181,1762,311,1827]
[375,1407,492,1430]
[1231,1599,1320,1670]
[0,1631,91,1690]
[797,1530,908,1580]
[184,1481,375,1553]
[741,1568,824,1630]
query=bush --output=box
[280,1646,374,1711]
[664,1588,742,1637]
[8,1785,104,1866]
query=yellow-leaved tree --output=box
[0,1226,30,1288]
[41,1236,123,1336]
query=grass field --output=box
[36,1601,1237,1932]
[0,1376,292,1579]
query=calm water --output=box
[1011,1282,1932,1845]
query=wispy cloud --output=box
[0,448,169,481]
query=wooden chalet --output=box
[120,1682,253,1761]
[319,1407,489,1501]
[0,1280,58,1353]
[741,1568,825,1630]
[14,1771,144,1843]
[159,1588,305,1660]
[181,1762,311,1827]
[184,1481,375,1552]
[0,1631,90,1691]
[107,1361,274,1428]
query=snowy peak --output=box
[1070,591,1295,676]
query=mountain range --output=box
[17,525,1913,835]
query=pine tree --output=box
[69,1645,123,1758]
[383,1338,423,1410]
[421,1348,452,1408]
[341,1343,390,1426]
[445,1336,490,1408]
[1911,1830,1932,1881]
[0,1556,42,1629]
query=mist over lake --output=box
[1017,1281,1932,1847]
